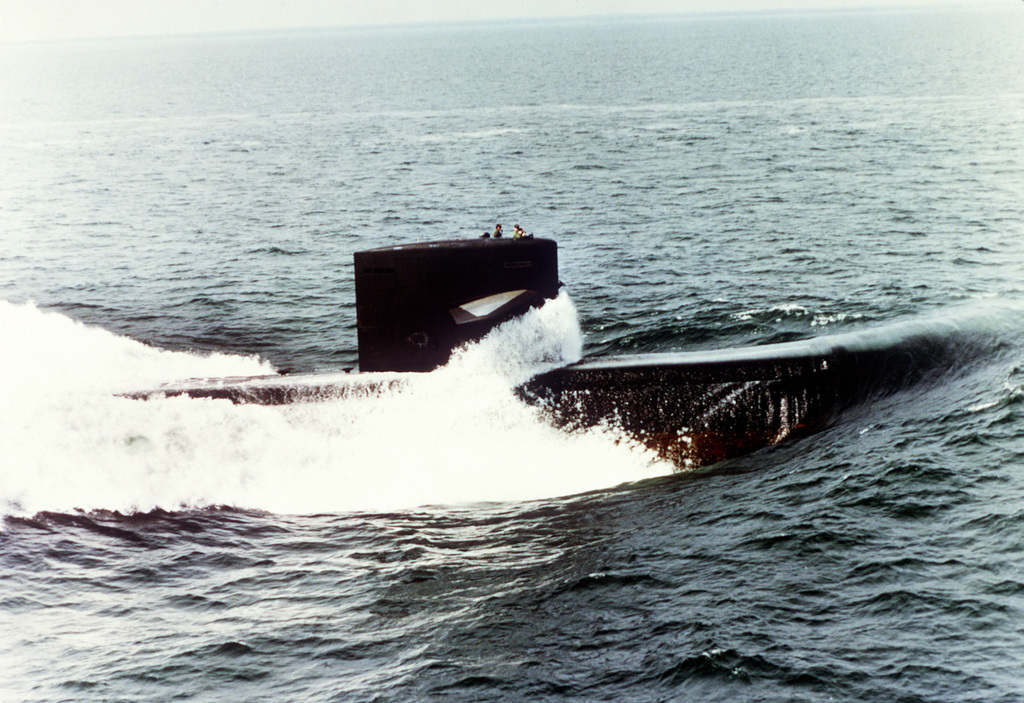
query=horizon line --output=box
[0,1,999,46]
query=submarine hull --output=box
[123,317,981,469]
[120,238,996,470]
[519,320,974,467]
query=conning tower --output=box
[354,238,559,372]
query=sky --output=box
[0,0,988,43]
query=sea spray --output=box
[0,296,671,517]
[0,300,275,400]
[1,299,278,516]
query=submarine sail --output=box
[355,238,559,372]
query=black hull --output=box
[123,315,991,469]
[519,319,978,467]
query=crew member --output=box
[493,223,503,238]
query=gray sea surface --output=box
[3,7,1024,701]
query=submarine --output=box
[125,237,987,469]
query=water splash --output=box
[0,297,670,518]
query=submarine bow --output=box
[518,318,986,468]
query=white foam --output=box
[0,300,274,400]
[0,296,672,517]
[731,303,810,322]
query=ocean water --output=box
[3,6,1024,701]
